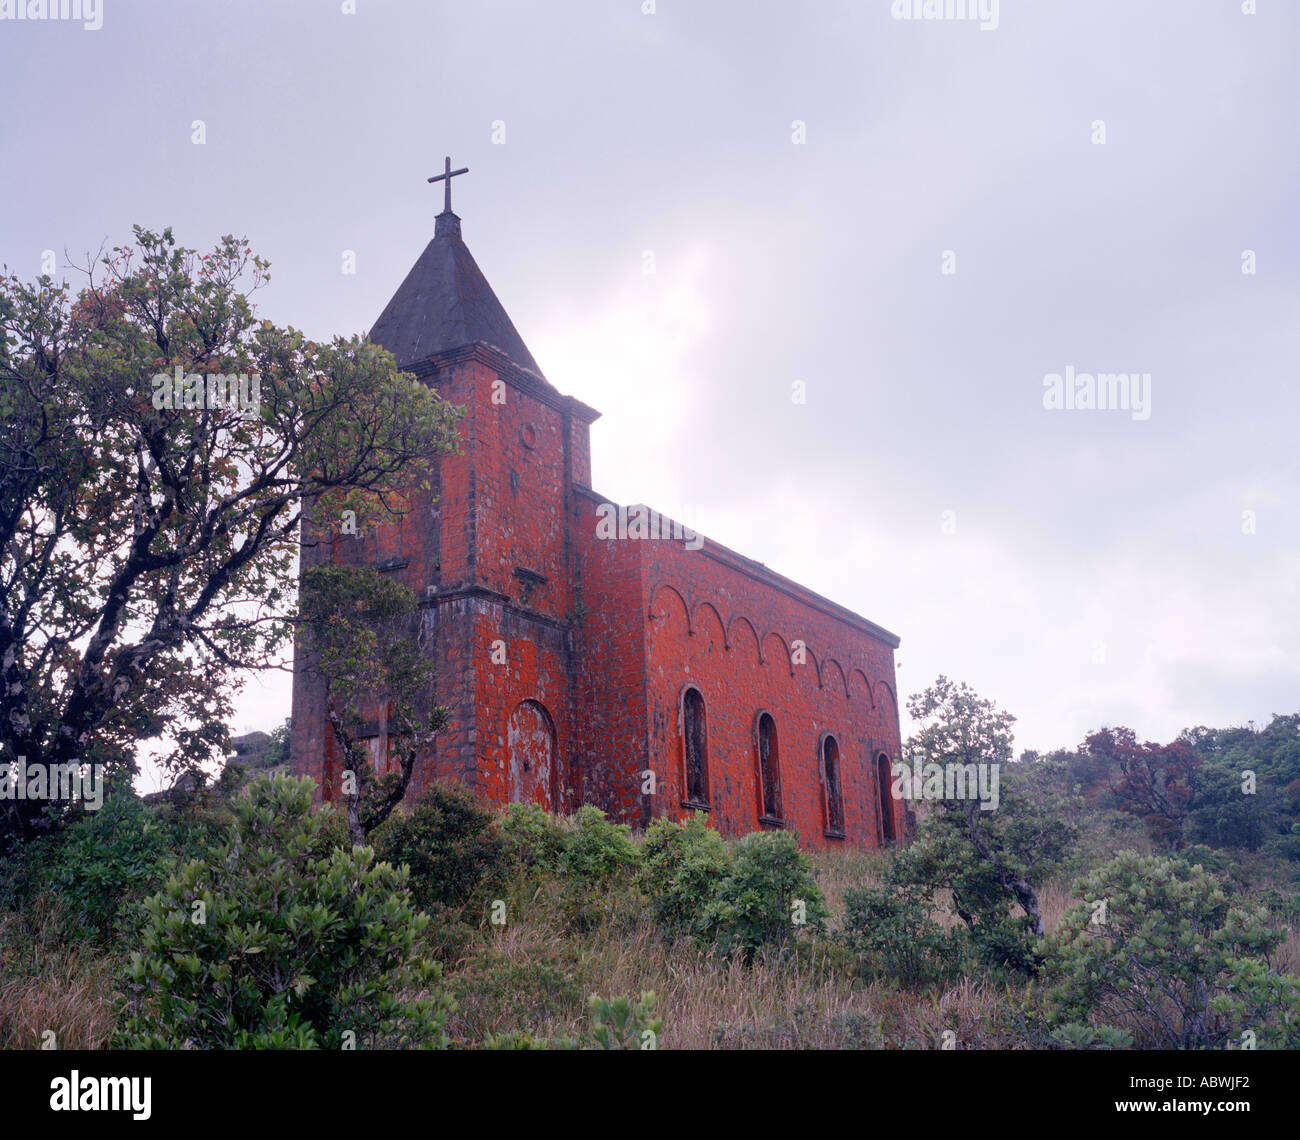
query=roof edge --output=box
[572,484,901,648]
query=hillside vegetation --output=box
[3,709,1297,1050]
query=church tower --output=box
[291,159,600,812]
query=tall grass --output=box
[0,897,118,1049]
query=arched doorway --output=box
[507,700,557,810]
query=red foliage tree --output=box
[1080,727,1200,852]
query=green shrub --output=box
[549,806,638,933]
[371,782,508,919]
[559,805,637,886]
[116,774,452,1049]
[1179,843,1230,874]
[971,913,1042,976]
[588,991,663,1050]
[636,813,731,940]
[1049,1023,1134,1049]
[1041,850,1300,1049]
[498,802,567,874]
[705,830,828,962]
[841,880,962,984]
[35,792,171,943]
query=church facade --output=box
[291,185,903,848]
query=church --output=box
[290,162,904,848]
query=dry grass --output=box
[1276,924,1300,977]
[2,830,1292,1051]
[0,900,119,1050]
[805,845,888,918]
[438,850,1057,1049]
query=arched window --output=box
[878,753,895,842]
[682,687,709,807]
[822,734,845,836]
[756,713,782,822]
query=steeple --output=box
[369,157,543,376]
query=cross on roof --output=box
[427,155,469,215]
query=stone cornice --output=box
[401,343,602,425]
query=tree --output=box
[0,226,461,850]
[902,677,1074,942]
[1183,715,1300,858]
[264,717,291,768]
[1042,852,1299,1049]
[297,564,448,846]
[1081,727,1199,851]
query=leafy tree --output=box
[117,773,452,1049]
[1081,727,1198,851]
[264,718,291,769]
[0,227,461,850]
[297,564,448,845]
[903,677,1073,940]
[1041,851,1300,1049]
[1186,757,1271,851]
[1183,715,1300,858]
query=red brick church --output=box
[291,164,903,847]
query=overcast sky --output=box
[2,0,1296,786]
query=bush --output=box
[559,805,638,886]
[1041,850,1300,1049]
[116,774,452,1049]
[841,880,962,984]
[588,991,663,1050]
[32,792,171,944]
[705,831,828,962]
[971,913,1042,977]
[636,813,731,940]
[371,782,508,919]
[498,802,567,874]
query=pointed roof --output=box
[369,211,543,376]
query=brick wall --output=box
[292,341,902,850]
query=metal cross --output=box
[427,155,469,214]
